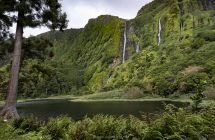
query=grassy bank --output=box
[0,94,77,105]
[70,89,191,102]
[0,89,190,105]
[1,89,214,106]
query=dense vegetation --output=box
[105,0,215,97]
[0,104,215,140]
[0,37,71,100]
[0,0,215,99]
[41,0,215,98]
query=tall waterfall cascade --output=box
[136,41,140,53]
[122,26,127,64]
[158,18,162,46]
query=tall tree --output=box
[0,0,68,120]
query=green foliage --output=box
[178,72,209,94]
[22,37,53,60]
[0,0,13,40]
[107,36,214,98]
[41,116,72,140]
[39,15,124,93]
[105,0,215,98]
[123,87,144,99]
[204,87,215,99]
[18,59,71,98]
[190,38,205,49]
[0,65,9,100]
[0,0,68,30]
[142,104,215,139]
[197,30,215,41]
[1,105,215,139]
[0,120,14,139]
[0,37,71,99]
[12,115,43,134]
[190,92,204,112]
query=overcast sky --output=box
[11,0,152,37]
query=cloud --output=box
[10,0,152,37]
[63,0,152,28]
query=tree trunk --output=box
[0,13,23,121]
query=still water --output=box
[1,100,189,120]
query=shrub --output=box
[190,92,204,112]
[69,115,146,139]
[190,38,205,49]
[123,87,143,99]
[178,72,209,94]
[197,31,215,42]
[69,117,93,139]
[204,87,215,100]
[119,116,146,139]
[181,66,204,76]
[1,106,215,140]
[144,105,215,139]
[86,115,121,138]
[12,116,43,134]
[41,116,73,140]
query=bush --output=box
[118,116,145,139]
[1,106,215,140]
[190,92,204,112]
[41,116,73,140]
[143,105,215,139]
[12,116,43,134]
[123,87,144,99]
[204,87,215,100]
[190,38,205,49]
[178,72,209,94]
[197,31,215,42]
[69,115,146,139]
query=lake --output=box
[1,100,189,120]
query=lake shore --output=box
[1,95,214,107]
[0,89,214,107]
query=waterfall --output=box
[136,41,140,53]
[158,18,162,46]
[122,26,127,64]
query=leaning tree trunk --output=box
[0,14,23,121]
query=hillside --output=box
[40,15,125,93]
[0,0,215,99]
[105,0,215,97]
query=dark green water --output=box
[1,100,189,120]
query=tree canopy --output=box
[0,0,68,37]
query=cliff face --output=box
[40,15,125,92]
[129,0,214,48]
[105,0,215,96]
[40,0,215,95]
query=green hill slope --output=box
[40,15,125,93]
[106,0,215,96]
